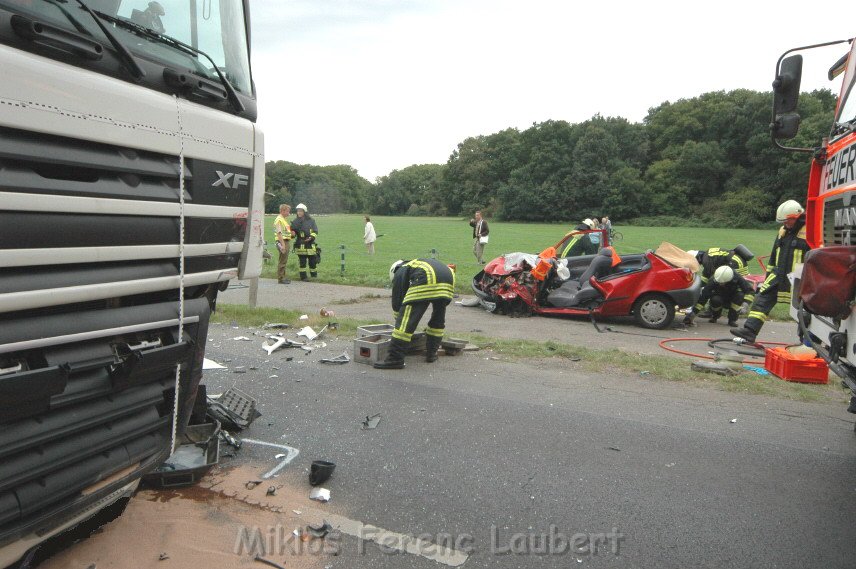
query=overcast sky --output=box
[250,1,854,181]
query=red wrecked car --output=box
[471,242,701,329]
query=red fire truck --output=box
[771,37,856,418]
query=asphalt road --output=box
[189,321,856,569]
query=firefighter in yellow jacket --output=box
[731,200,811,343]
[374,259,456,369]
[273,204,293,284]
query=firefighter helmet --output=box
[296,203,308,212]
[389,260,405,281]
[582,218,596,230]
[714,266,734,284]
[775,200,804,222]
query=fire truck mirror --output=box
[772,112,802,140]
[773,54,803,115]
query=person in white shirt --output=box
[364,216,377,254]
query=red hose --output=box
[658,337,789,366]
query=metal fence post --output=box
[340,244,346,276]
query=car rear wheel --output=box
[633,293,675,329]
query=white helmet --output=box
[775,200,803,222]
[389,260,405,281]
[714,265,734,284]
[687,250,699,258]
[582,218,596,230]
[295,203,308,212]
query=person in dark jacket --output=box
[558,219,598,258]
[684,266,755,327]
[374,259,456,369]
[693,245,753,285]
[469,210,490,264]
[291,203,318,281]
[732,200,811,342]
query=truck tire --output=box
[633,293,675,329]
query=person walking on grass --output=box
[273,203,293,284]
[469,210,489,264]
[291,203,319,281]
[364,215,377,254]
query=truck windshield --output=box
[838,78,856,127]
[1,0,252,95]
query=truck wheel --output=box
[633,294,675,329]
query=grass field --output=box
[259,214,790,319]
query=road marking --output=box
[241,439,300,479]
[302,507,469,567]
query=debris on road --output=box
[219,430,242,450]
[362,413,381,430]
[232,336,252,341]
[262,337,288,355]
[266,486,277,496]
[233,367,247,374]
[299,314,309,320]
[309,487,331,502]
[246,480,262,490]
[262,322,291,330]
[639,371,651,376]
[158,553,169,561]
[320,352,351,364]
[307,521,332,538]
[730,418,738,424]
[202,358,227,370]
[310,460,336,486]
[297,325,328,342]
[320,307,335,317]
[207,388,261,430]
[254,555,287,569]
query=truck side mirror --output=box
[771,54,803,139]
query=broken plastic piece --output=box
[320,352,351,364]
[202,358,226,370]
[266,486,276,496]
[362,413,381,430]
[309,487,331,502]
[232,336,251,341]
[158,553,169,561]
[263,337,288,355]
[730,418,738,424]
[299,314,309,320]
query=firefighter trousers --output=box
[298,254,317,280]
[709,291,745,324]
[744,284,780,334]
[392,299,449,344]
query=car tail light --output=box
[681,268,693,282]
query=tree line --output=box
[264,88,836,227]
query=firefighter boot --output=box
[374,338,408,369]
[730,326,757,343]
[425,335,442,363]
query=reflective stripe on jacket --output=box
[391,258,456,313]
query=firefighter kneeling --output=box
[374,259,456,370]
[684,266,754,327]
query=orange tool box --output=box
[764,347,830,384]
